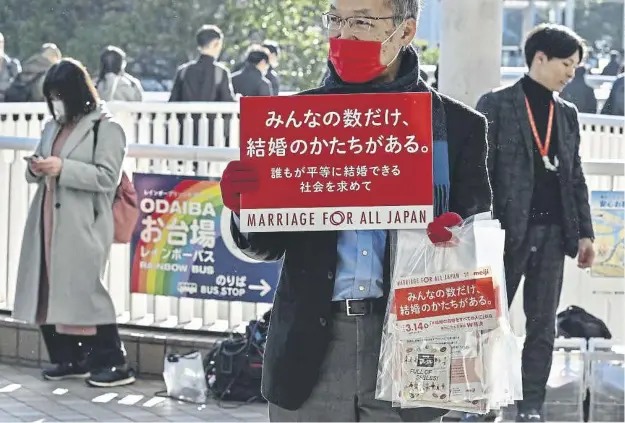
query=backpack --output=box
[556,305,613,422]
[556,305,612,340]
[204,310,271,403]
[93,119,139,243]
[4,70,46,102]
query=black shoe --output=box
[461,413,486,422]
[461,411,498,422]
[86,366,136,387]
[516,409,544,422]
[42,363,90,381]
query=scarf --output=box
[302,46,450,216]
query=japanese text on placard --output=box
[268,164,403,193]
[265,108,408,129]
[394,268,497,321]
[246,134,428,158]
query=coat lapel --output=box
[40,120,61,158]
[554,96,572,175]
[509,80,534,160]
[58,109,102,158]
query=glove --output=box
[427,212,463,245]
[220,161,259,215]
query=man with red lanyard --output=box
[476,24,595,423]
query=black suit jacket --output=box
[230,92,492,412]
[476,80,594,258]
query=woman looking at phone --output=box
[13,58,134,387]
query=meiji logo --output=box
[473,268,489,276]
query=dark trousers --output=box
[40,324,126,370]
[505,224,565,412]
[268,310,445,422]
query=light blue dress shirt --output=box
[233,215,387,301]
[332,230,387,301]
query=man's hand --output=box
[220,161,259,215]
[427,212,463,246]
[577,238,595,269]
[34,156,63,176]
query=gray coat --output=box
[12,104,126,325]
[96,72,143,102]
[477,80,593,258]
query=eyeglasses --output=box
[321,12,398,34]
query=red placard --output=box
[239,93,433,232]
[394,278,497,321]
[393,267,498,337]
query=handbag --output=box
[92,119,139,243]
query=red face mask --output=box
[328,37,387,84]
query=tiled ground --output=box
[0,364,268,422]
[2,362,620,422]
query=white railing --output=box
[0,102,622,153]
[0,102,623,334]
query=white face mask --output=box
[52,100,66,122]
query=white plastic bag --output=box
[162,351,208,404]
[376,213,522,413]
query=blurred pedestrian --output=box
[169,25,235,147]
[232,45,273,97]
[5,43,60,102]
[262,40,281,95]
[561,66,597,113]
[96,45,143,101]
[601,73,624,116]
[601,50,621,76]
[0,32,22,101]
[169,25,234,104]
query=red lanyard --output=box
[524,96,554,158]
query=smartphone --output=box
[23,154,40,162]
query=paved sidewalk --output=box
[0,364,268,422]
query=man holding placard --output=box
[220,0,492,421]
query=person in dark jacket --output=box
[476,24,594,422]
[262,40,281,95]
[169,25,235,103]
[169,25,235,146]
[561,66,597,113]
[601,73,624,116]
[232,46,273,97]
[0,32,22,101]
[601,51,622,76]
[6,43,61,102]
[219,0,492,421]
